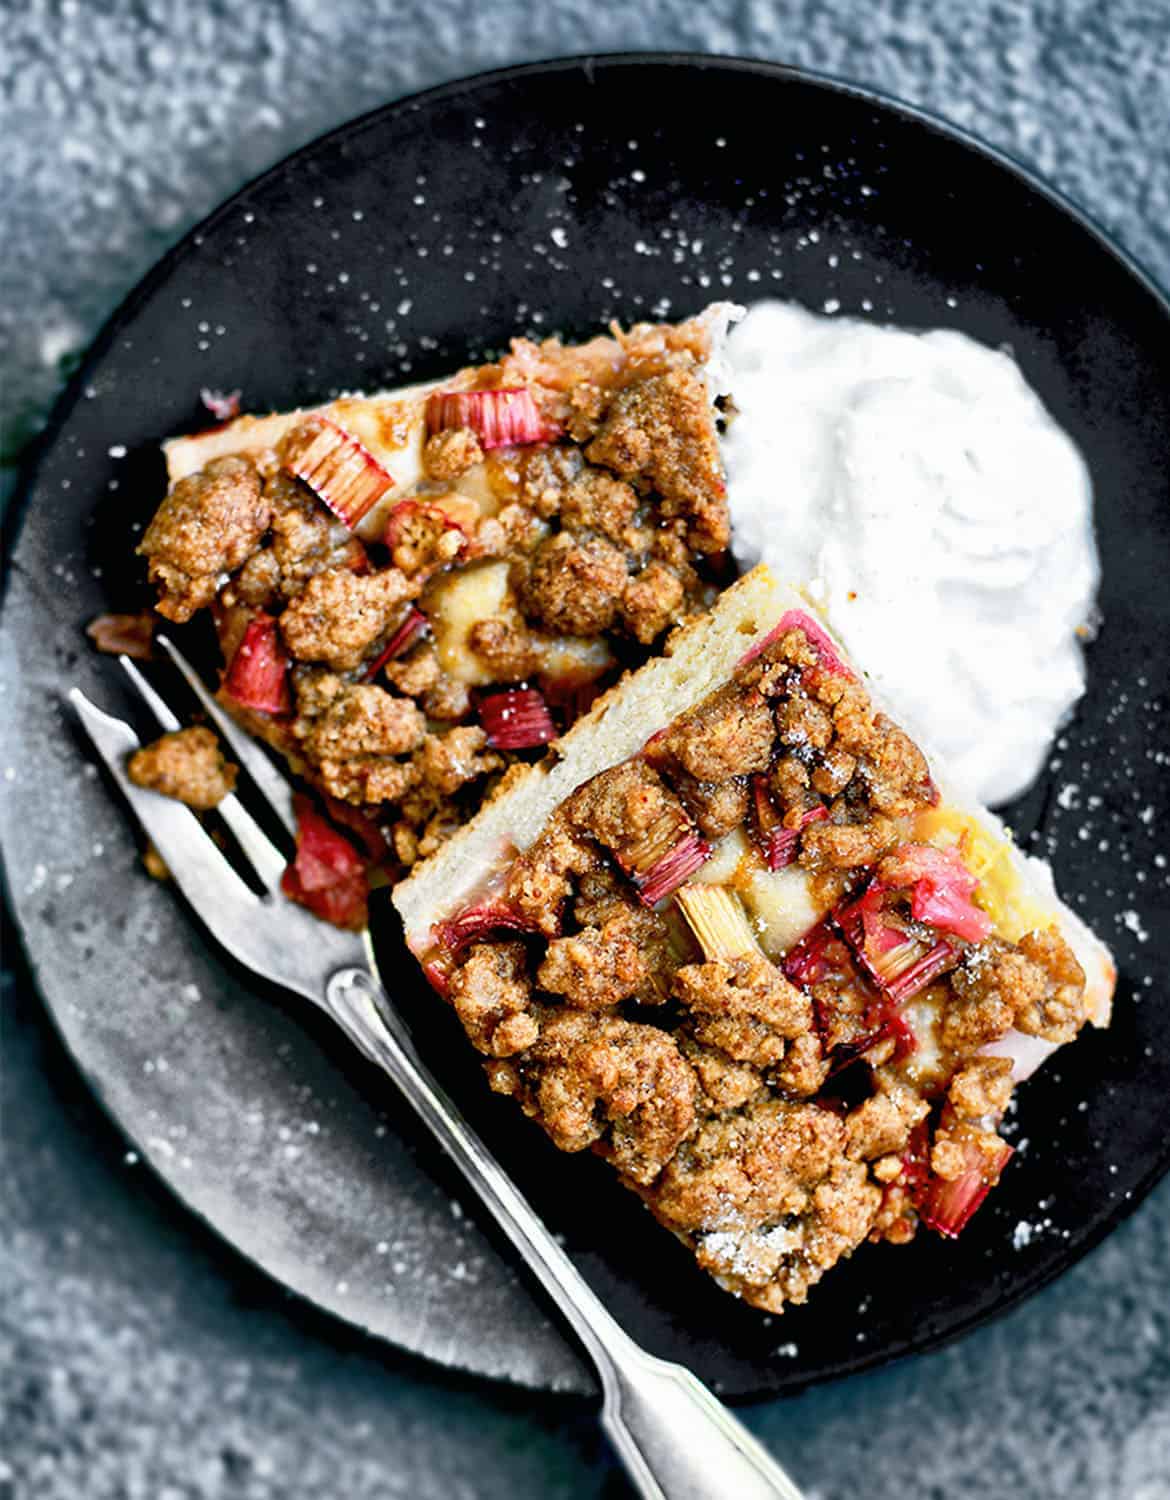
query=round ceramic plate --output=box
[2,55,1168,1400]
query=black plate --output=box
[2,55,1168,1400]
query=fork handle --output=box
[323,967,805,1500]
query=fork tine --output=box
[117,655,289,895]
[69,688,263,950]
[156,633,298,838]
[117,653,184,733]
[117,653,184,731]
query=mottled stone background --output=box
[3,2,1169,1497]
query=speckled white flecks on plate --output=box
[4,5,1170,1500]
[4,51,1169,1401]
[3,0,1169,476]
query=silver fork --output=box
[70,637,807,1500]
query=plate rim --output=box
[5,46,1169,528]
[3,50,1169,1400]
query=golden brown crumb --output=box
[1013,929,1088,1042]
[566,760,690,870]
[423,427,484,480]
[672,955,814,1070]
[267,472,366,596]
[948,930,1087,1050]
[490,1011,698,1185]
[279,568,417,672]
[449,942,539,1057]
[621,562,687,645]
[128,726,237,811]
[505,814,600,936]
[466,617,544,682]
[537,921,650,1010]
[947,1056,1015,1121]
[304,684,426,761]
[844,1086,929,1162]
[586,368,729,553]
[382,646,441,698]
[930,1118,1011,1184]
[519,532,629,637]
[652,1098,846,1235]
[680,1038,767,1113]
[138,457,269,622]
[657,683,775,783]
[559,470,641,544]
[412,726,502,798]
[801,816,899,870]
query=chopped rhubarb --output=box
[364,606,430,683]
[882,939,959,1005]
[425,386,556,450]
[675,883,760,960]
[759,820,803,871]
[805,947,892,1061]
[783,918,846,987]
[283,417,395,529]
[478,687,556,750]
[783,915,895,1060]
[835,883,905,960]
[916,1136,1014,1239]
[877,1008,918,1063]
[738,608,853,679]
[320,792,390,863]
[901,1119,933,1194]
[281,796,369,931]
[422,953,453,996]
[836,881,960,1004]
[881,843,992,944]
[199,387,242,422]
[222,614,291,715]
[863,932,929,988]
[631,833,712,908]
[434,900,543,958]
[615,792,697,884]
[751,775,782,835]
[912,875,991,943]
[751,780,829,871]
[540,668,607,723]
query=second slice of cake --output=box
[393,565,1115,1312]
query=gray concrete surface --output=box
[3,2,1169,1496]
